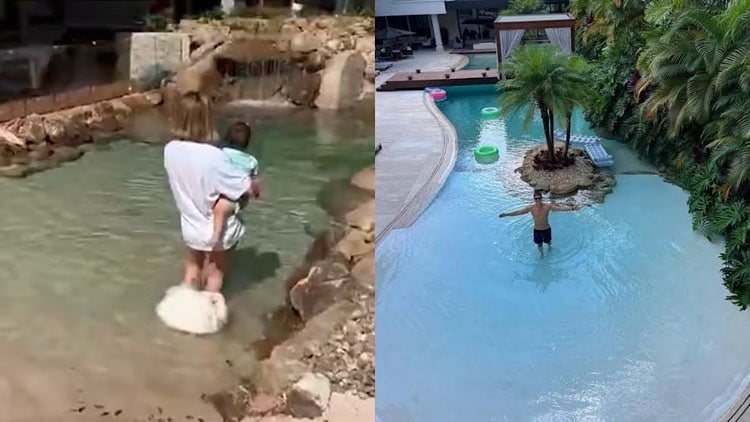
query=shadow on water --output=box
[224,247,282,302]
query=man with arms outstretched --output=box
[499,190,582,258]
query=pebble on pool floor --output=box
[156,284,228,335]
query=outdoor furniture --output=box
[378,48,393,61]
[375,63,393,72]
[391,49,403,60]
[400,46,413,58]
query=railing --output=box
[0,81,132,122]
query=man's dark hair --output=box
[533,190,543,197]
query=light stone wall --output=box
[116,32,191,89]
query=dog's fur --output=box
[156,284,228,335]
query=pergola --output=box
[494,14,577,68]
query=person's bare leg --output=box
[537,244,544,258]
[204,250,228,293]
[210,198,235,250]
[547,242,552,252]
[183,248,204,289]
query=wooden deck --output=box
[377,69,499,91]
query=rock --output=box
[0,127,24,147]
[174,54,223,96]
[304,51,328,73]
[345,199,375,232]
[119,91,164,110]
[86,102,123,132]
[247,393,283,416]
[351,165,374,192]
[536,181,550,191]
[315,51,366,110]
[602,185,614,194]
[291,32,321,54]
[551,182,578,195]
[28,143,52,160]
[50,146,85,164]
[355,36,375,53]
[308,260,350,285]
[290,276,357,321]
[578,178,594,189]
[286,373,331,418]
[42,116,68,144]
[282,69,321,107]
[335,229,374,263]
[4,114,46,144]
[351,253,374,290]
[0,164,31,178]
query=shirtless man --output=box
[498,190,582,257]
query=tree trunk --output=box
[563,112,572,159]
[539,103,554,160]
[547,106,556,163]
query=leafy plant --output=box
[498,45,593,166]
[501,0,547,15]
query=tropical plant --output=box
[637,0,750,137]
[497,45,592,166]
[501,0,547,15]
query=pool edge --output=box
[375,92,458,243]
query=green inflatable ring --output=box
[481,106,500,119]
[475,145,499,162]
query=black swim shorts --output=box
[533,227,552,244]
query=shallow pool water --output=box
[375,86,750,421]
[464,53,498,70]
[0,109,372,420]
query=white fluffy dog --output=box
[155,284,228,335]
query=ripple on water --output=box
[377,85,750,422]
[0,116,372,418]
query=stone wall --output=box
[211,166,375,420]
[172,16,375,110]
[116,32,191,89]
[0,91,164,178]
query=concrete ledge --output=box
[375,92,458,242]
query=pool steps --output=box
[554,130,614,168]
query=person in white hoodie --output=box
[163,92,259,293]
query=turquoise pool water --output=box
[375,85,750,421]
[464,53,498,70]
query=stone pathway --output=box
[375,51,465,241]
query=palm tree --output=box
[637,0,750,135]
[497,45,592,165]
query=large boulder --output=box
[315,51,366,110]
[290,32,322,55]
[282,69,321,107]
[0,127,24,148]
[286,373,331,418]
[335,228,374,263]
[551,181,578,196]
[289,276,357,321]
[173,55,223,96]
[345,199,375,233]
[3,114,46,145]
[351,252,374,290]
[351,165,374,192]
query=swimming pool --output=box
[0,107,372,420]
[463,53,498,70]
[375,85,750,421]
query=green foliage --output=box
[144,13,170,32]
[501,0,547,15]
[577,0,750,309]
[497,45,594,159]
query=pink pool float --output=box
[428,88,447,102]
